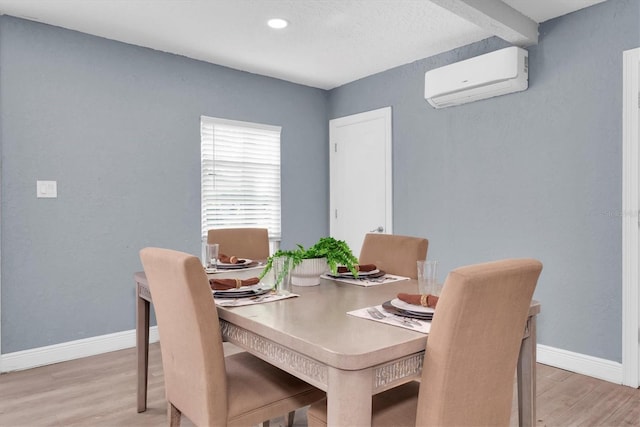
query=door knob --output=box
[370,226,384,233]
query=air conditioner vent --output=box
[424,47,528,109]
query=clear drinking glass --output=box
[273,256,292,296]
[417,260,439,295]
[206,243,219,271]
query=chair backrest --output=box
[139,247,228,426]
[358,233,428,278]
[415,258,542,427]
[207,228,270,260]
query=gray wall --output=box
[328,0,639,362]
[1,0,637,364]
[0,16,329,352]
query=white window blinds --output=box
[201,116,282,242]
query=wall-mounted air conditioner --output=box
[424,46,528,109]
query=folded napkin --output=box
[210,277,260,290]
[337,264,377,274]
[397,292,439,308]
[219,254,242,264]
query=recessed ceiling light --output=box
[267,18,288,29]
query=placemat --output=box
[214,292,298,307]
[347,305,431,333]
[322,273,409,287]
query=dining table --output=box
[134,270,540,427]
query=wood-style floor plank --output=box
[0,343,638,426]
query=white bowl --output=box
[291,258,328,286]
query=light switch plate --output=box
[37,180,57,198]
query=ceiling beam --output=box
[430,0,538,46]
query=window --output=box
[200,116,281,243]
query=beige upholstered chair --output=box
[358,233,428,278]
[206,228,296,425]
[207,228,270,260]
[140,247,324,427]
[308,258,542,427]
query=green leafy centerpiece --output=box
[259,236,359,286]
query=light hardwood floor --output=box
[0,342,638,426]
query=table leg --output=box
[517,315,537,427]
[136,286,150,413]
[326,367,372,427]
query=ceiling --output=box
[0,0,607,90]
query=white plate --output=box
[218,258,252,267]
[213,287,271,299]
[332,268,380,277]
[213,283,265,293]
[390,298,435,314]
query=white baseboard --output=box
[0,331,625,386]
[0,326,159,373]
[536,344,623,384]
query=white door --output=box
[329,107,392,258]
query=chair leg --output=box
[168,402,181,427]
[258,411,294,427]
[287,411,295,427]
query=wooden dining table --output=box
[134,271,540,426]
